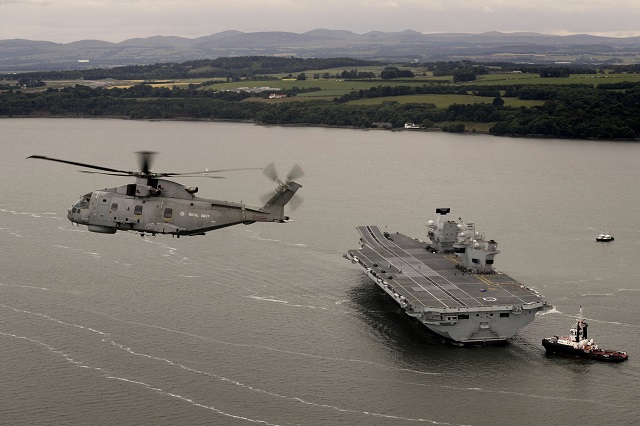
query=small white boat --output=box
[596,232,614,242]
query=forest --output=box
[2,56,640,140]
[0,57,382,81]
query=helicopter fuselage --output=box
[67,177,300,237]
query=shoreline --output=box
[2,115,638,142]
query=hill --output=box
[1,30,640,71]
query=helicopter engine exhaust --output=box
[185,186,198,194]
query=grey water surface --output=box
[1,118,639,425]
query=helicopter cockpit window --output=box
[134,205,143,215]
[111,203,118,211]
[74,194,90,210]
[163,208,173,219]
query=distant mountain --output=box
[1,30,639,72]
[117,36,195,48]
[303,29,359,40]
[65,40,116,48]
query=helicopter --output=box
[27,152,303,237]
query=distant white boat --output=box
[596,232,614,242]
[404,122,420,129]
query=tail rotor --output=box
[286,163,305,182]
[261,162,305,210]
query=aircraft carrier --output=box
[345,208,549,345]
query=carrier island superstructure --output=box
[345,208,549,345]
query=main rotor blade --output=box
[161,167,262,177]
[78,170,135,176]
[30,154,263,179]
[286,163,305,182]
[166,174,225,179]
[262,162,279,182]
[27,155,134,175]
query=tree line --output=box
[0,57,384,82]
[0,56,620,86]
[2,81,640,139]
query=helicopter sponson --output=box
[28,153,303,237]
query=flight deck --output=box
[350,226,541,311]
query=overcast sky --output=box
[1,0,639,43]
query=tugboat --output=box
[596,232,614,242]
[542,308,628,362]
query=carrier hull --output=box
[346,226,548,345]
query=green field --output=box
[33,67,640,110]
[467,72,640,86]
[198,70,640,108]
[202,78,436,94]
[348,94,544,108]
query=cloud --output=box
[1,0,640,43]
[0,0,52,4]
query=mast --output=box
[577,306,588,341]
